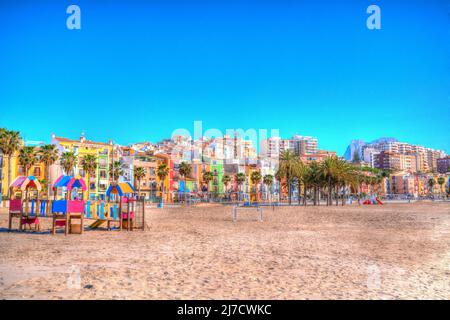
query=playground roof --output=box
[9,176,42,191]
[53,175,87,191]
[106,182,136,197]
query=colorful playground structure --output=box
[8,175,42,231]
[8,175,145,235]
[363,196,383,205]
[51,175,87,235]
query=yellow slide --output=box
[90,219,106,229]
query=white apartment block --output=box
[363,140,447,171]
[260,135,318,158]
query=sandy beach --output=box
[0,202,449,300]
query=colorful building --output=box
[209,159,224,195]
[133,154,158,200]
[51,134,113,200]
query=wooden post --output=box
[8,188,12,231]
[80,190,84,235]
[142,198,145,230]
[127,201,131,231]
[19,192,24,231]
[65,190,69,236]
[80,212,84,234]
[8,211,12,231]
[119,196,123,231]
[36,191,40,230]
[52,214,56,235]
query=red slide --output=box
[376,198,383,205]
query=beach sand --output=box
[0,202,449,299]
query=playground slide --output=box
[90,219,106,229]
[376,198,383,205]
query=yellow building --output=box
[1,145,46,197]
[51,134,113,200]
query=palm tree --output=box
[60,152,78,176]
[157,163,169,202]
[291,160,307,205]
[299,164,312,206]
[377,169,390,198]
[250,170,262,202]
[202,171,214,200]
[306,161,324,206]
[109,160,125,183]
[178,162,192,202]
[18,146,38,177]
[39,144,59,198]
[0,129,21,197]
[134,166,146,200]
[80,154,97,199]
[334,158,354,205]
[428,177,435,196]
[222,174,231,199]
[235,172,246,201]
[320,156,339,206]
[263,174,274,202]
[437,176,445,198]
[278,150,300,204]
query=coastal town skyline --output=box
[3,126,449,157]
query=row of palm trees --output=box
[427,176,447,198]
[176,152,389,205]
[174,161,274,202]
[170,154,387,205]
[275,150,391,205]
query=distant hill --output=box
[343,137,398,161]
[369,137,398,144]
[343,139,366,161]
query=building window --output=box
[33,167,41,176]
[99,158,107,168]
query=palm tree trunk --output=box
[316,187,319,205]
[85,172,89,200]
[313,186,316,205]
[287,175,291,205]
[7,155,12,198]
[303,185,307,206]
[46,163,51,199]
[335,185,339,206]
[328,177,332,206]
[138,183,141,201]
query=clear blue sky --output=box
[0,0,448,154]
